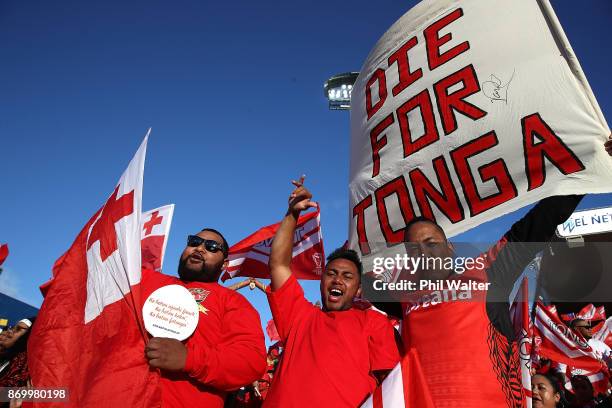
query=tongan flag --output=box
[509,277,533,408]
[221,209,324,282]
[0,243,8,266]
[533,302,604,372]
[28,132,160,407]
[141,204,174,272]
[360,349,435,408]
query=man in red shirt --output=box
[141,227,267,407]
[263,178,400,407]
[368,133,612,406]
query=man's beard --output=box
[177,257,221,282]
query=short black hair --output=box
[404,216,446,241]
[200,228,229,257]
[326,248,362,276]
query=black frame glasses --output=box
[187,235,226,255]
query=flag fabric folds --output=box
[533,302,604,372]
[221,209,324,282]
[360,349,435,408]
[28,133,160,407]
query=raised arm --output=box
[269,176,316,290]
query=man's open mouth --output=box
[328,288,344,302]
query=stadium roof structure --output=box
[0,292,38,329]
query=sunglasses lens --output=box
[204,240,221,253]
[187,235,203,247]
[187,236,224,254]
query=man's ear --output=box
[356,284,363,299]
[222,258,229,271]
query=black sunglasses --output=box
[187,235,226,255]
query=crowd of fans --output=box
[1,287,610,407]
[1,301,611,407]
[530,315,612,408]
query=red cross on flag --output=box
[28,131,160,407]
[141,204,174,272]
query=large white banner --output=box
[349,0,611,256]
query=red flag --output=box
[266,319,280,343]
[28,133,160,407]
[509,277,533,407]
[221,209,324,282]
[541,303,559,319]
[360,349,435,408]
[0,243,8,266]
[533,302,604,372]
[141,204,174,271]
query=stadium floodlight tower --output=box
[323,72,359,110]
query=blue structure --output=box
[0,292,38,329]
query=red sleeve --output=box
[265,274,312,341]
[367,311,401,372]
[184,292,267,391]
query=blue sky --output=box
[0,0,610,340]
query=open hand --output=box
[145,337,187,371]
[288,175,317,214]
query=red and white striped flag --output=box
[360,349,435,408]
[141,204,174,272]
[29,132,159,407]
[533,302,604,372]
[509,277,532,408]
[221,209,324,282]
[541,303,559,319]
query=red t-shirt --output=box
[141,269,267,408]
[263,275,400,407]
